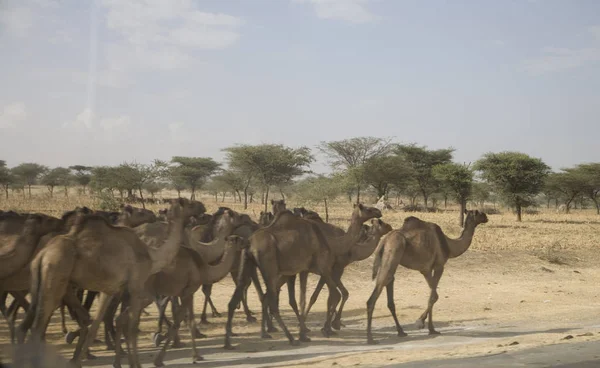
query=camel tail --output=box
[372,238,386,280]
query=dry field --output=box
[2,189,600,367]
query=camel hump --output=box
[265,210,296,228]
[401,216,426,230]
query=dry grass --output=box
[2,186,599,257]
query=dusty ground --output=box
[2,193,600,367]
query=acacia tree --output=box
[213,170,244,202]
[575,163,600,214]
[363,154,414,199]
[475,151,550,222]
[318,137,394,204]
[396,144,454,208]
[41,167,73,197]
[170,157,220,200]
[224,144,313,210]
[69,165,93,194]
[11,163,48,197]
[544,170,587,214]
[433,163,473,226]
[296,174,345,222]
[472,181,492,209]
[0,160,13,199]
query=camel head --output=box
[352,203,383,222]
[370,218,393,236]
[157,208,168,221]
[119,205,157,227]
[225,235,250,251]
[167,198,207,220]
[24,213,63,236]
[259,211,274,226]
[190,213,212,226]
[61,206,93,231]
[358,223,371,242]
[464,209,488,227]
[292,207,305,217]
[213,208,245,234]
[271,199,286,215]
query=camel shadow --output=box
[529,219,600,225]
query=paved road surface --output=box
[388,340,600,368]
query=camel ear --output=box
[378,219,383,225]
[124,205,133,213]
[178,197,185,207]
[271,199,275,205]
[464,208,468,214]
[358,203,364,210]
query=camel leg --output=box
[62,290,96,362]
[83,290,97,311]
[208,295,221,317]
[386,277,407,337]
[0,292,7,317]
[331,274,349,330]
[153,295,188,367]
[299,271,308,317]
[305,276,325,318]
[60,304,68,334]
[225,251,258,349]
[232,270,256,322]
[366,280,385,345]
[249,264,276,333]
[125,294,150,368]
[102,297,121,351]
[185,295,203,363]
[7,292,30,344]
[319,272,341,338]
[153,296,170,347]
[70,292,114,366]
[416,267,444,335]
[200,284,212,324]
[170,297,184,348]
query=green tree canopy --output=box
[396,144,454,207]
[574,163,600,215]
[0,160,14,199]
[69,165,93,194]
[11,162,48,197]
[224,144,313,210]
[41,167,73,197]
[170,156,221,200]
[433,163,474,226]
[318,136,394,204]
[474,151,550,221]
[363,154,414,198]
[471,181,492,209]
[545,168,590,214]
[296,174,346,222]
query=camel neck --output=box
[149,217,184,274]
[446,221,476,259]
[203,244,237,284]
[350,232,385,262]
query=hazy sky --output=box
[1,0,599,173]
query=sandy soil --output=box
[2,247,600,367]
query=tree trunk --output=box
[260,191,264,205]
[243,188,248,210]
[236,190,242,203]
[546,198,550,208]
[214,193,218,202]
[28,184,32,198]
[176,189,181,198]
[356,185,361,204]
[444,196,448,209]
[221,192,226,202]
[82,185,87,195]
[324,198,329,223]
[423,193,428,208]
[250,193,254,203]
[138,187,146,209]
[263,186,270,213]
[280,189,286,201]
[459,199,466,227]
[64,186,69,197]
[593,197,600,215]
[190,187,196,201]
[47,186,54,197]
[516,203,522,222]
[3,186,8,199]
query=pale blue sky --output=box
[0,0,599,172]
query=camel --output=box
[113,210,250,367]
[0,211,63,279]
[224,209,344,349]
[18,198,205,368]
[303,218,392,328]
[366,209,488,344]
[271,199,286,215]
[259,211,274,226]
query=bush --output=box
[95,191,121,211]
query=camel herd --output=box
[0,198,488,367]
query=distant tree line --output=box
[2,137,600,223]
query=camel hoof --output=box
[105,343,115,351]
[193,355,204,363]
[332,320,342,330]
[85,351,98,360]
[69,358,82,368]
[267,326,278,333]
[200,317,210,325]
[429,330,441,336]
[193,328,207,339]
[152,332,166,347]
[321,327,336,338]
[65,331,77,344]
[153,359,165,367]
[224,342,235,350]
[261,332,272,339]
[367,338,379,345]
[230,332,239,337]
[246,315,257,323]
[398,331,408,337]
[172,341,186,348]
[290,339,300,346]
[299,335,311,343]
[415,319,425,329]
[212,312,222,318]
[112,362,122,368]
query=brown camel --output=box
[224,209,342,349]
[19,198,205,368]
[113,209,249,367]
[0,211,63,279]
[366,209,488,344]
[304,218,392,328]
[271,199,286,215]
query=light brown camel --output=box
[19,198,205,368]
[304,218,392,329]
[366,209,488,344]
[0,212,63,279]
[271,199,286,215]
[113,209,249,367]
[224,209,343,349]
